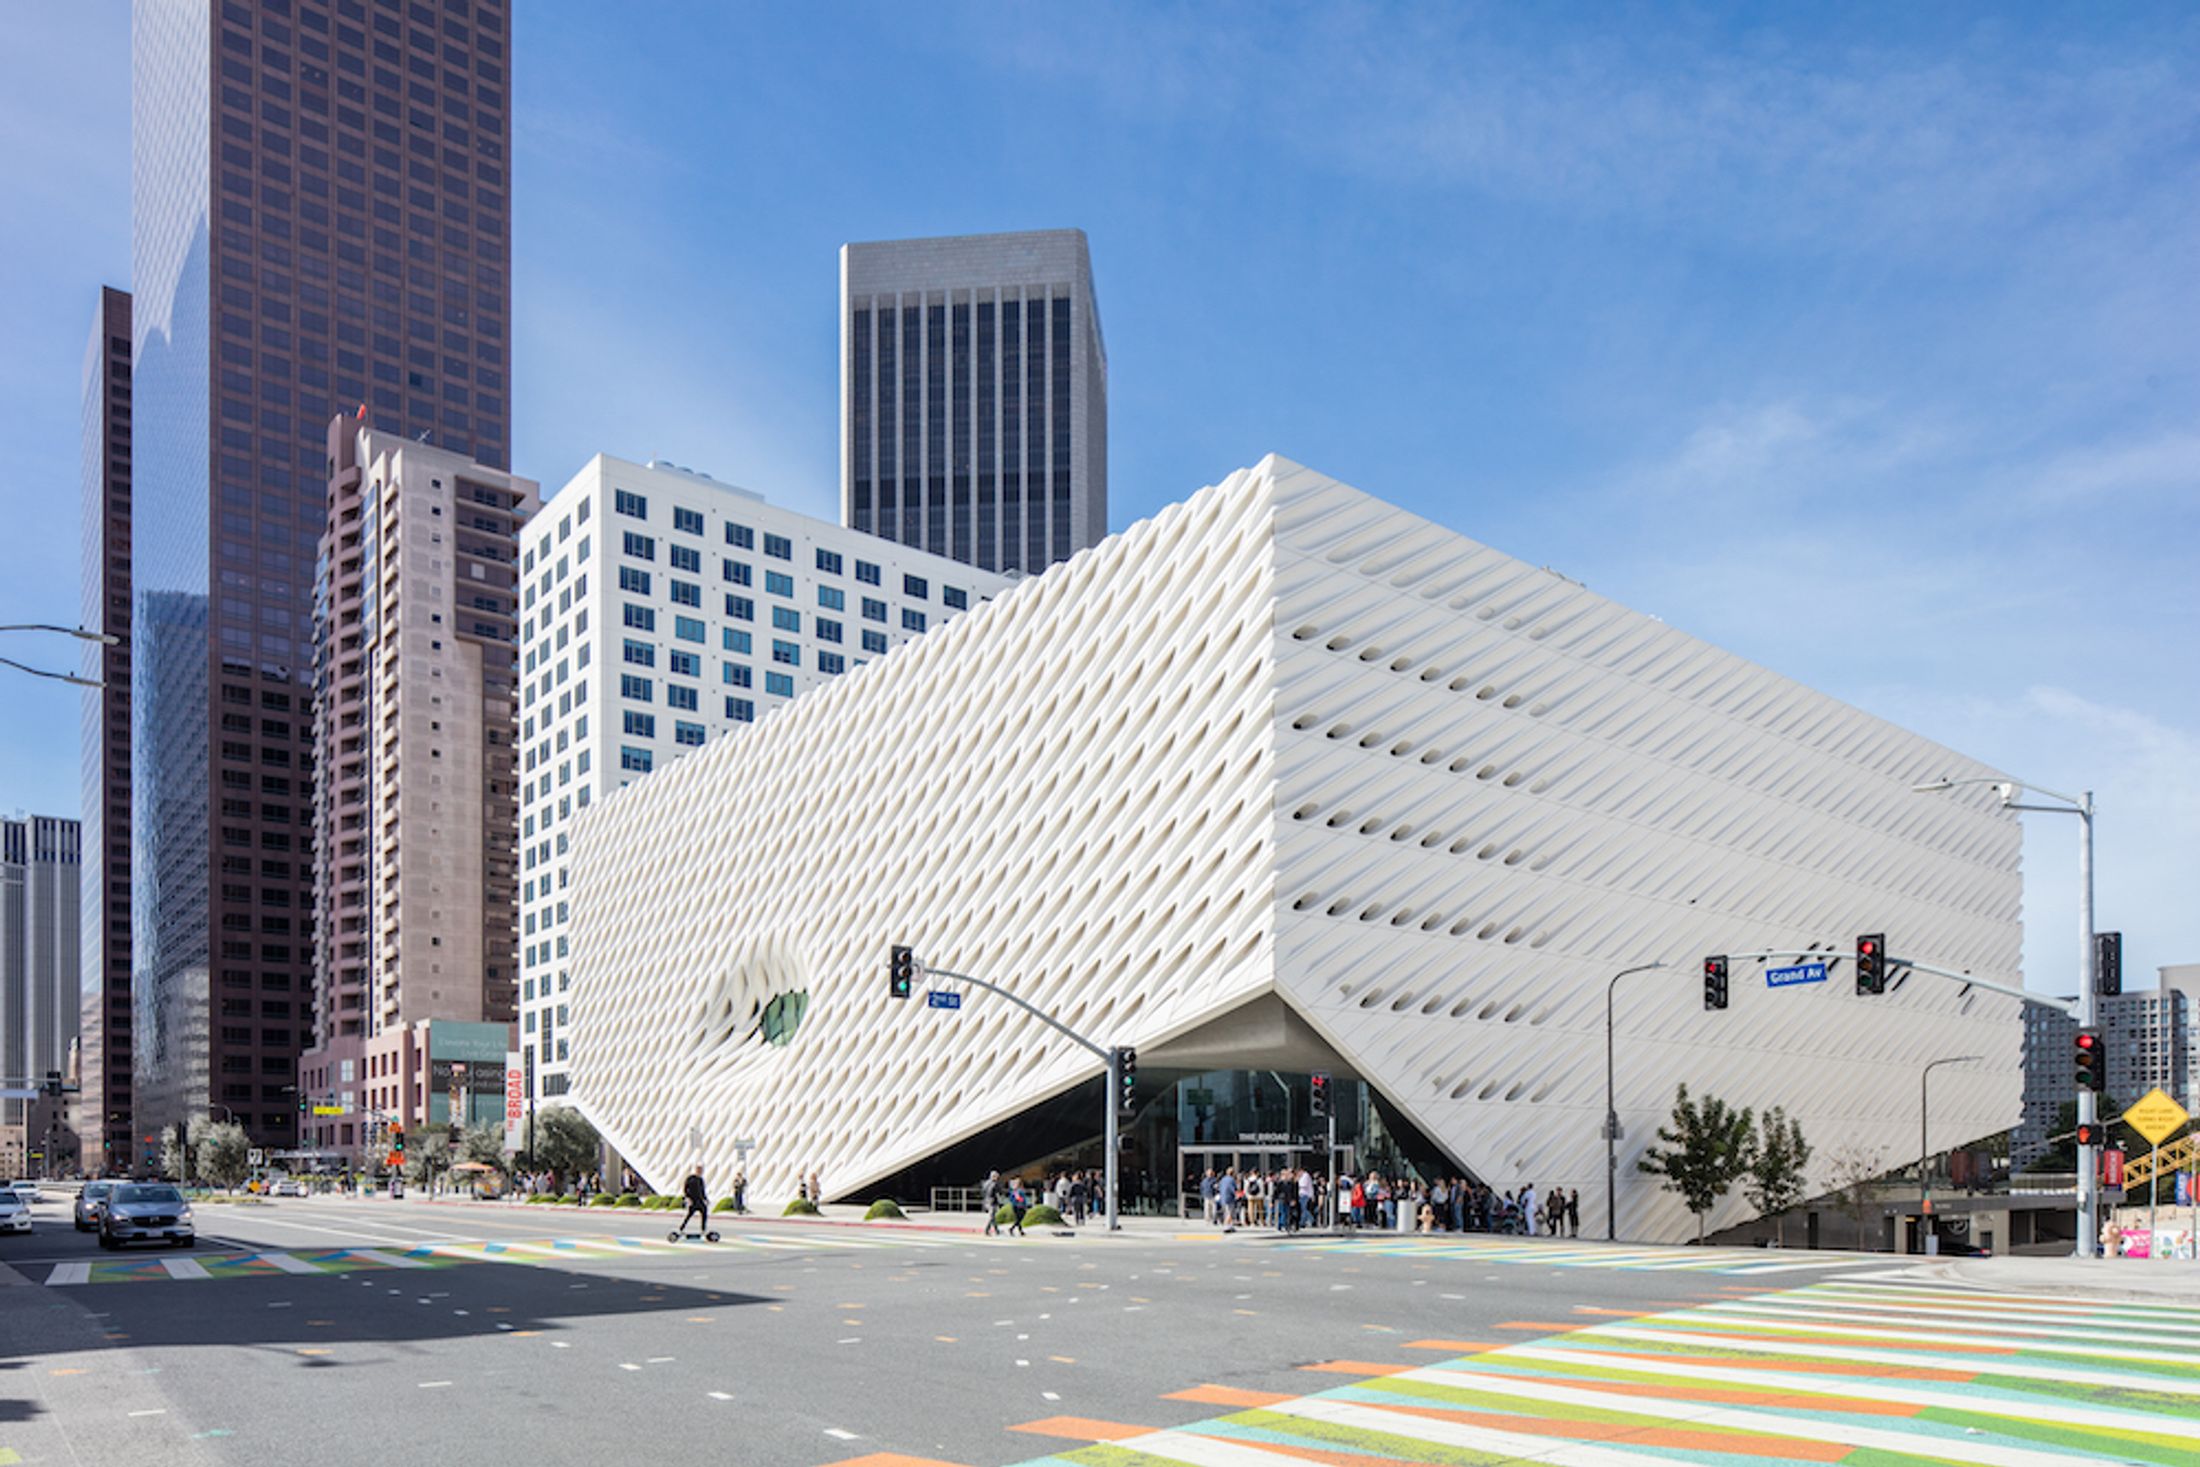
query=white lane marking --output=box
[1043,1391,1061,1401]
[128,1409,167,1417]
[708,1391,733,1401]
[46,1263,91,1286]
[418,1381,451,1389]
[823,1428,858,1441]
[618,1363,641,1371]
[255,1251,329,1275]
[646,1356,674,1363]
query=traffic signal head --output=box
[1703,955,1729,1011]
[2094,931,2122,997]
[1856,934,1886,995]
[1115,1047,1138,1115]
[1309,1072,1331,1119]
[2075,1121,2103,1148]
[390,1126,406,1154]
[888,944,914,1000]
[2075,1028,2105,1092]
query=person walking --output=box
[1007,1178,1029,1236]
[677,1165,710,1237]
[982,1169,1002,1236]
[1565,1188,1581,1238]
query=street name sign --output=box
[2125,1087,2190,1147]
[1766,961,1828,988]
[926,990,962,1010]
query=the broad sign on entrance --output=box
[2125,1087,2190,1148]
[1766,961,1828,988]
[925,990,962,1011]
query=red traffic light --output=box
[2075,1032,2099,1052]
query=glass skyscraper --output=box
[840,230,1107,575]
[128,0,512,1155]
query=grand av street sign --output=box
[2125,1087,2190,1148]
[1765,961,1829,988]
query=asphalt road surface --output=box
[2,1193,2191,1466]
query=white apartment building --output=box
[516,456,1012,1109]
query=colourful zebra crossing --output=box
[37,1228,937,1286]
[1272,1232,1896,1276]
[1000,1277,2200,1466]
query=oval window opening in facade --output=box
[757,989,809,1047]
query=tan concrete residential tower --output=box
[298,418,536,1164]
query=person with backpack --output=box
[1007,1177,1029,1236]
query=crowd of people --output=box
[1194,1166,1584,1236]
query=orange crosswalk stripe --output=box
[1401,1339,1498,1352]
[824,1456,972,1467]
[1298,1359,1417,1375]
[1164,1384,1294,1408]
[1006,1416,1150,1442]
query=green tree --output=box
[160,1118,207,1182]
[1824,1141,1888,1251]
[1744,1107,1812,1246]
[196,1121,252,1189]
[404,1123,453,1190]
[1637,1084,1755,1242]
[460,1121,508,1171]
[532,1107,602,1183]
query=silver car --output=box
[0,1191,30,1235]
[98,1182,195,1250]
[74,1179,116,1232]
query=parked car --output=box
[74,1179,116,1232]
[98,1182,194,1250]
[5,1180,40,1204]
[271,1177,306,1198]
[0,1191,30,1235]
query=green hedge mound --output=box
[782,1198,820,1217]
[711,1197,742,1212]
[587,1194,617,1207]
[1023,1204,1066,1228]
[863,1198,906,1221]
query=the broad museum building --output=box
[567,456,2022,1243]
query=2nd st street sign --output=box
[925,990,962,1011]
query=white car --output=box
[271,1178,306,1198]
[4,1180,39,1204]
[0,1191,31,1234]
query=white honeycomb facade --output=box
[568,455,2024,1242]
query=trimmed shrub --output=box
[711,1197,741,1212]
[613,1192,641,1207]
[1023,1204,1066,1228]
[588,1194,617,1207]
[782,1198,820,1217]
[863,1198,906,1221]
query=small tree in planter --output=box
[1825,1141,1888,1252]
[1744,1106,1812,1246]
[1637,1084,1754,1243]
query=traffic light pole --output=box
[1604,962,1668,1242]
[916,962,1123,1232]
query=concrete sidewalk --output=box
[1900,1253,2200,1303]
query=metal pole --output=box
[1603,961,1666,1243]
[1104,1049,1120,1232]
[1326,1108,1337,1231]
[2076,793,2098,1258]
[1918,1056,1979,1256]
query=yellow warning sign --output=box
[2124,1087,2190,1147]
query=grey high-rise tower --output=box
[840,230,1106,574]
[128,0,512,1158]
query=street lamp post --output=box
[0,623,119,688]
[1914,775,2098,1257]
[1919,1055,1981,1255]
[1605,961,1669,1242]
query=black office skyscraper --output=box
[840,230,1107,575]
[127,0,512,1155]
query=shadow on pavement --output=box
[1,1260,768,1360]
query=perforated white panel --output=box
[569,456,2023,1241]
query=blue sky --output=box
[1,3,2193,995]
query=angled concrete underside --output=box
[568,456,2022,1242]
